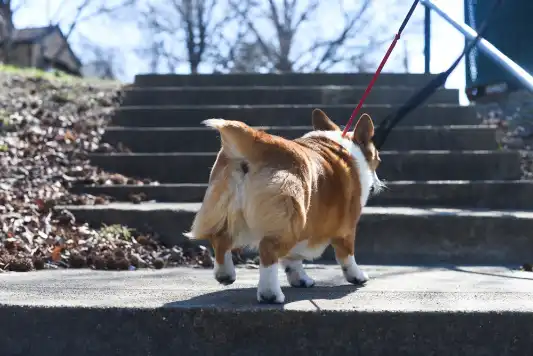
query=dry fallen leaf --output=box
[51,245,62,262]
[0,71,210,272]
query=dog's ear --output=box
[312,109,340,131]
[352,113,375,145]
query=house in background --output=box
[0,25,82,76]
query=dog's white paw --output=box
[214,251,236,286]
[340,255,369,285]
[281,259,315,288]
[257,263,285,304]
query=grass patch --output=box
[99,224,135,241]
[0,64,122,86]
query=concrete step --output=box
[122,86,459,106]
[134,72,438,87]
[112,104,479,128]
[60,203,533,264]
[73,180,533,210]
[103,125,498,152]
[88,151,522,183]
[1,266,532,356]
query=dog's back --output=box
[189,114,376,244]
[188,122,314,250]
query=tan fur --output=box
[188,109,381,302]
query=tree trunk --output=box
[0,1,15,63]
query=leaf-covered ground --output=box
[477,91,533,179]
[0,68,214,272]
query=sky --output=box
[14,0,469,104]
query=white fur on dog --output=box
[214,250,236,281]
[287,239,330,261]
[338,255,369,283]
[257,263,285,303]
[303,130,375,207]
[281,258,315,287]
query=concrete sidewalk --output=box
[1,264,533,311]
[1,265,532,355]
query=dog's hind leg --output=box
[331,235,369,285]
[257,236,286,304]
[211,233,236,286]
[280,258,315,288]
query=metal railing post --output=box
[424,6,431,73]
[420,0,533,93]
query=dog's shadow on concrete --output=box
[163,274,363,310]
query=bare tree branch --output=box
[227,0,279,66]
[226,0,412,73]
[137,0,243,74]
[0,0,17,63]
[311,0,371,71]
[58,0,91,47]
[76,32,124,79]
[49,0,137,65]
[228,0,370,72]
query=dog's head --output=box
[311,108,385,194]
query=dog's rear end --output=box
[188,110,382,304]
[188,120,312,299]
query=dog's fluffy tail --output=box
[203,118,289,163]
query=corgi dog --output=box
[187,109,384,304]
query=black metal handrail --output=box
[420,0,533,93]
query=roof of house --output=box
[5,25,82,72]
[11,26,56,44]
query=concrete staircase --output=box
[13,73,533,355]
[64,72,533,265]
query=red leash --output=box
[342,0,420,137]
